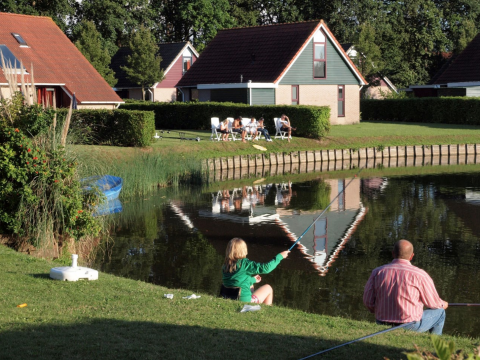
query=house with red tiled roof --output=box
[410,34,480,97]
[111,42,199,102]
[176,21,367,125]
[0,12,123,109]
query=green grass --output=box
[0,244,478,360]
[146,121,480,159]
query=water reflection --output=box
[94,170,480,337]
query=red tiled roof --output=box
[177,20,366,87]
[431,33,480,85]
[0,12,122,104]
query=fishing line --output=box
[288,168,363,251]
[298,322,414,359]
[449,303,480,306]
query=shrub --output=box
[0,125,101,242]
[361,97,480,125]
[120,101,331,139]
[57,109,155,147]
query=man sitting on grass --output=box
[363,239,448,335]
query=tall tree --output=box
[151,0,235,52]
[75,0,154,56]
[354,22,385,92]
[121,26,164,101]
[75,21,117,87]
[0,0,74,31]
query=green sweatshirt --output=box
[222,254,284,302]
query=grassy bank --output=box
[1,245,478,360]
[142,121,480,159]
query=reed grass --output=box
[75,148,207,198]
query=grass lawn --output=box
[1,244,478,360]
[72,121,480,164]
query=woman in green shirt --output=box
[222,237,289,304]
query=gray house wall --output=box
[279,37,358,86]
[251,88,275,105]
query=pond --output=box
[93,166,480,338]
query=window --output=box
[11,33,27,46]
[0,44,26,72]
[313,42,327,79]
[338,85,345,117]
[291,85,299,105]
[183,56,192,74]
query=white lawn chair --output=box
[274,118,288,140]
[211,117,221,141]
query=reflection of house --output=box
[111,42,198,102]
[176,21,366,125]
[409,34,480,97]
[170,179,366,276]
[0,12,123,109]
[341,43,397,99]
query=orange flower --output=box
[14,128,19,132]
[33,157,38,160]
[54,180,58,183]
[26,162,29,165]
[78,210,83,214]
[27,148,31,152]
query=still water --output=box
[94,168,480,337]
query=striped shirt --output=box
[363,259,444,323]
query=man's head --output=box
[393,239,414,260]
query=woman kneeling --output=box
[222,237,289,304]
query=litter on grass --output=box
[240,305,261,313]
[164,294,174,299]
[252,144,267,151]
[182,294,201,299]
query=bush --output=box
[120,101,331,139]
[361,97,480,125]
[57,109,155,147]
[0,126,101,242]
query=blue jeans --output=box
[378,309,446,335]
[258,128,271,140]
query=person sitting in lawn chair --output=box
[232,116,247,143]
[218,119,230,141]
[279,114,296,143]
[246,118,258,140]
[256,117,272,142]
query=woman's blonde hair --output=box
[223,237,248,273]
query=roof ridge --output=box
[158,41,188,45]
[0,11,54,21]
[219,20,322,32]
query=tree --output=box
[75,21,117,87]
[0,0,74,31]
[121,26,164,101]
[151,0,235,52]
[354,22,385,92]
[74,0,154,56]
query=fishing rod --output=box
[288,168,363,251]
[449,303,480,306]
[298,322,414,360]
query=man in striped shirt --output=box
[363,239,448,335]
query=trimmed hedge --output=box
[57,109,155,147]
[120,101,331,139]
[361,97,480,124]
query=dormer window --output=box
[313,29,326,79]
[11,33,28,47]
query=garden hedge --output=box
[120,101,331,139]
[57,109,155,147]
[361,97,480,125]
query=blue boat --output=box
[81,175,123,201]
